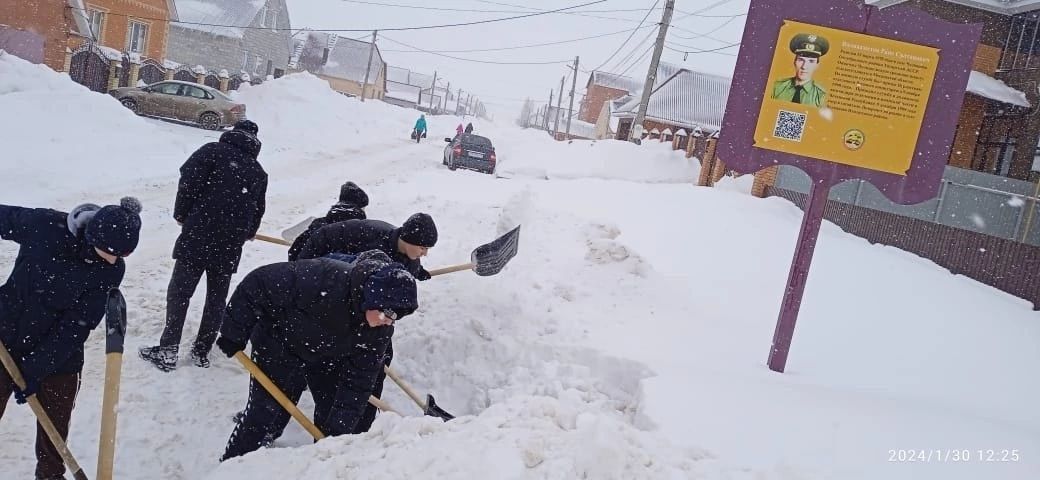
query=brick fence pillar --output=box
[129,63,141,87]
[107,62,120,91]
[195,73,205,84]
[751,166,780,198]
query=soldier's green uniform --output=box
[771,32,829,108]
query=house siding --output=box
[241,0,290,77]
[580,84,628,123]
[166,0,291,76]
[70,0,171,60]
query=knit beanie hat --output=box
[233,119,259,136]
[398,213,437,247]
[361,264,418,318]
[339,181,369,207]
[85,197,143,257]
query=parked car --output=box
[443,133,497,174]
[109,81,246,130]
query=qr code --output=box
[773,110,806,141]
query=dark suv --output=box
[443,134,497,174]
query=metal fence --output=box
[774,165,1040,245]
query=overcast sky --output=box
[284,0,751,120]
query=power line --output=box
[381,35,572,65]
[605,26,658,74]
[668,14,741,41]
[341,0,677,14]
[589,0,660,73]
[616,42,656,78]
[664,42,741,56]
[68,0,606,33]
[380,25,655,53]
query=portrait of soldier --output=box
[772,33,829,108]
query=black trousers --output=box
[0,369,80,479]
[160,260,232,356]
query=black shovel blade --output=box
[471,225,520,277]
[105,288,127,354]
[424,394,455,422]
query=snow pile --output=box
[0,53,192,200]
[966,70,1030,107]
[210,395,711,480]
[231,72,424,155]
[483,126,698,183]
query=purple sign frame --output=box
[717,0,981,372]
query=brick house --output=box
[72,0,177,62]
[578,71,643,124]
[612,65,731,142]
[166,0,292,80]
[0,0,93,70]
[292,32,386,100]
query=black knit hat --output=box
[361,264,418,318]
[85,197,143,257]
[339,181,369,207]
[233,120,259,136]
[398,213,437,247]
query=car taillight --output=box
[453,146,462,156]
[489,151,497,163]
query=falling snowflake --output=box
[242,187,248,193]
[970,214,986,229]
[1007,196,1026,207]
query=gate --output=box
[173,68,196,82]
[228,75,244,91]
[204,73,220,89]
[69,45,110,93]
[139,60,165,86]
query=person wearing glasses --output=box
[0,197,141,480]
[213,250,418,461]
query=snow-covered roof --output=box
[614,68,731,132]
[567,119,597,139]
[307,33,385,85]
[587,71,643,93]
[662,128,673,135]
[387,66,435,89]
[868,0,1040,14]
[386,81,421,102]
[675,128,688,136]
[966,70,1031,107]
[173,0,266,39]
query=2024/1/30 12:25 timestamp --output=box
[888,449,1021,462]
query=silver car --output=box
[109,81,246,130]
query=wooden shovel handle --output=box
[253,233,292,246]
[234,352,326,440]
[0,341,89,480]
[428,262,476,277]
[383,365,427,410]
[97,353,122,480]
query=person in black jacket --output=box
[287,181,368,261]
[0,197,141,480]
[214,250,418,461]
[295,212,437,434]
[140,120,268,372]
[298,212,438,280]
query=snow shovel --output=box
[233,352,399,442]
[97,289,126,480]
[282,217,317,242]
[383,365,455,421]
[253,233,292,246]
[0,340,89,480]
[428,225,521,277]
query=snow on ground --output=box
[1,55,1038,480]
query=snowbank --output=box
[485,126,699,183]
[231,72,425,154]
[966,70,1030,107]
[0,52,191,201]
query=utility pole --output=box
[628,0,674,141]
[552,75,564,138]
[546,90,554,131]
[428,70,437,111]
[360,29,378,102]
[441,81,450,113]
[566,55,579,138]
[458,89,464,116]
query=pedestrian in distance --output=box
[0,197,141,480]
[413,114,428,143]
[140,119,268,372]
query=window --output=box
[87,9,105,40]
[185,86,209,99]
[154,83,181,95]
[259,6,269,27]
[269,9,278,29]
[1000,13,1040,71]
[242,50,250,70]
[127,21,149,54]
[266,60,273,77]
[253,56,264,76]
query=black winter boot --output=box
[138,345,178,372]
[189,348,211,368]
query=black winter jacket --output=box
[219,254,396,435]
[0,206,125,380]
[287,202,366,261]
[297,219,430,280]
[173,130,267,274]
